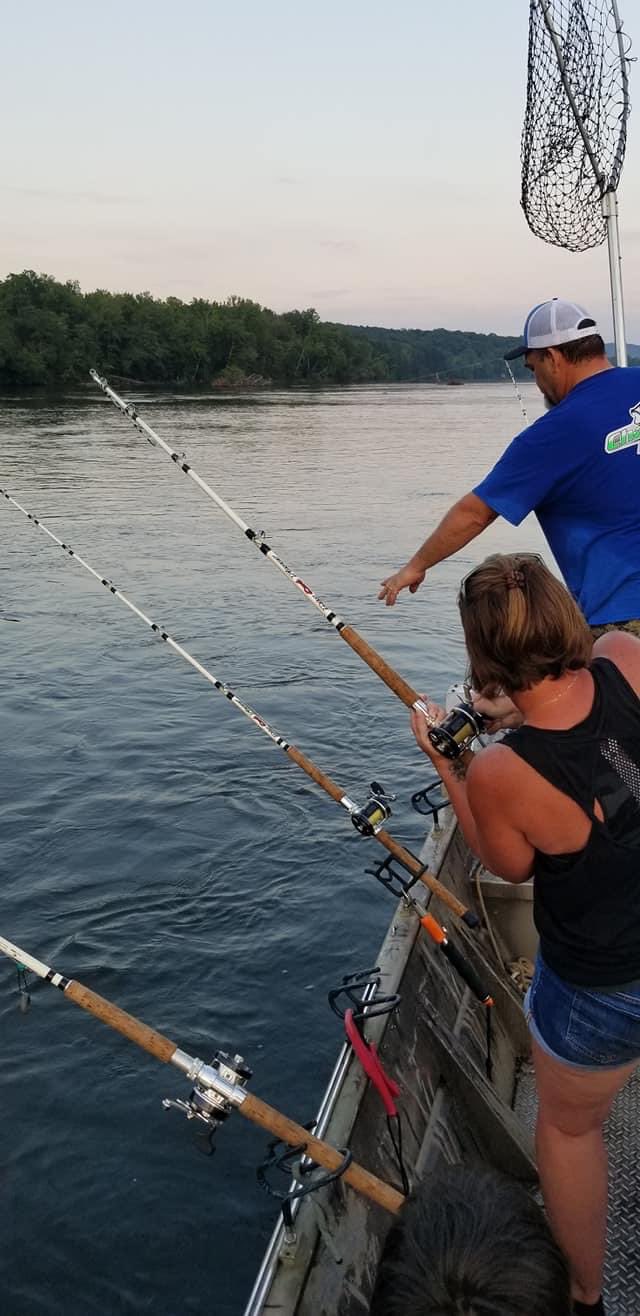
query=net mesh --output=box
[521,1,631,251]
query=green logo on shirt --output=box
[604,402,640,455]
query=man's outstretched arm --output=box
[378,492,497,606]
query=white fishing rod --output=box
[89,369,429,716]
[504,360,529,424]
[0,932,404,1215]
[0,486,475,925]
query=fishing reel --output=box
[350,781,395,836]
[163,1050,252,1153]
[428,702,486,760]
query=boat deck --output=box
[246,806,640,1316]
[515,1062,640,1315]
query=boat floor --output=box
[514,1062,640,1315]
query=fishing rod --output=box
[366,851,494,1076]
[504,360,529,424]
[89,369,431,717]
[0,487,475,927]
[0,932,404,1215]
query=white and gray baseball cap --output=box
[504,298,599,360]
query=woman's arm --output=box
[410,703,534,883]
[465,750,535,882]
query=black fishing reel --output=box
[163,1050,252,1154]
[428,702,486,760]
[350,781,395,836]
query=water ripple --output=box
[0,381,546,1314]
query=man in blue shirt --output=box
[378,298,640,633]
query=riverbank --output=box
[0,270,527,392]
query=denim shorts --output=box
[524,953,640,1070]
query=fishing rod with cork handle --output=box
[0,932,405,1215]
[0,488,477,927]
[89,370,437,721]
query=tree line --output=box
[0,270,552,391]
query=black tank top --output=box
[505,658,640,986]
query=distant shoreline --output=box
[0,377,528,401]
[1,271,637,392]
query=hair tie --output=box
[506,569,525,590]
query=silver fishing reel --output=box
[163,1050,252,1142]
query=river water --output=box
[0,382,546,1315]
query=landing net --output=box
[521,0,631,252]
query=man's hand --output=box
[378,562,426,606]
[472,690,523,733]
[377,494,497,607]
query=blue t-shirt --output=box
[473,367,640,624]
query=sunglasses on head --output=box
[458,553,545,605]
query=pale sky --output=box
[2,0,639,338]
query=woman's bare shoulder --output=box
[467,742,521,792]
[593,631,640,698]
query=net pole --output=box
[538,0,629,366]
[602,190,628,366]
[604,0,630,366]
[611,0,632,181]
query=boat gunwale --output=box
[242,817,458,1316]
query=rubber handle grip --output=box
[438,939,493,1006]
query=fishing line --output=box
[0,487,474,925]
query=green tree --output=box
[0,269,537,391]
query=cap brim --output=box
[504,344,526,361]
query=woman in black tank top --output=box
[410,552,640,1316]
